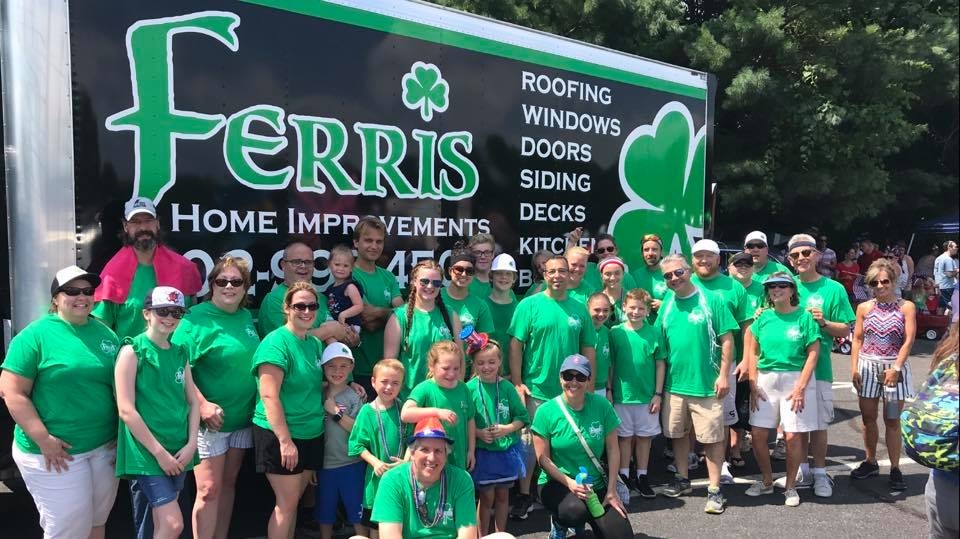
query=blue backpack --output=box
[900,356,959,473]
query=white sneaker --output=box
[720,462,735,485]
[784,488,801,507]
[813,473,834,498]
[746,481,774,496]
[773,469,813,489]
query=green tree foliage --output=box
[433,0,959,239]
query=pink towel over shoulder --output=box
[94,245,202,303]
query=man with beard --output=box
[744,231,791,284]
[630,234,669,316]
[93,197,201,340]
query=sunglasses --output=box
[560,371,589,383]
[662,268,687,281]
[290,302,320,312]
[60,286,95,297]
[418,278,443,288]
[214,278,245,288]
[868,278,892,288]
[450,265,475,276]
[788,249,815,260]
[152,307,186,319]
[745,242,766,250]
[765,283,793,290]
[595,246,616,254]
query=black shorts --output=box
[253,425,324,475]
[361,507,378,530]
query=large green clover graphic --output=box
[609,102,706,271]
[401,61,449,122]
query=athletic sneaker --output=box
[704,487,727,514]
[509,493,534,520]
[889,468,907,491]
[720,461,735,485]
[745,481,774,496]
[662,475,692,498]
[636,475,656,499]
[850,460,880,480]
[620,473,637,493]
[774,469,813,489]
[784,488,801,507]
[813,473,834,497]
[771,438,787,460]
[667,452,700,473]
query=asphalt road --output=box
[0,340,944,538]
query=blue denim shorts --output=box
[131,473,186,508]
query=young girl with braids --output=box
[383,260,462,396]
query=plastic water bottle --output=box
[576,466,605,518]
[883,386,899,420]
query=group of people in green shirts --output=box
[1,207,864,539]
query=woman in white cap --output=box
[1,265,121,539]
[115,285,200,538]
[743,273,820,507]
[532,354,632,539]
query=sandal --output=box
[731,456,746,468]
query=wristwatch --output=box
[331,411,343,423]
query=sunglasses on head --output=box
[745,242,766,250]
[214,278,245,288]
[595,246,616,254]
[765,283,793,290]
[662,268,687,281]
[642,234,661,243]
[60,286,95,297]
[868,278,892,288]
[418,278,444,288]
[450,265,475,276]
[290,302,320,312]
[788,249,815,260]
[733,260,753,268]
[561,371,589,383]
[152,307,186,319]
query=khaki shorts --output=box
[816,381,834,431]
[661,392,724,444]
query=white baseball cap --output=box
[490,253,518,273]
[321,342,355,365]
[50,265,101,296]
[124,197,157,220]
[144,286,185,309]
[692,239,720,255]
[744,231,768,247]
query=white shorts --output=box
[723,371,739,426]
[749,371,819,433]
[12,442,119,537]
[198,427,254,459]
[614,403,662,437]
[816,380,834,431]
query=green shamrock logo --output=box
[402,61,449,122]
[609,102,706,271]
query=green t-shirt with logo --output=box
[567,279,599,307]
[752,258,792,284]
[485,296,518,376]
[440,289,493,334]
[508,293,596,401]
[251,326,325,440]
[630,263,668,300]
[352,266,402,377]
[3,315,120,454]
[348,402,410,509]
[530,393,620,487]
[656,290,738,398]
[594,325,611,388]
[753,308,821,372]
[466,378,529,451]
[256,283,331,338]
[584,262,638,293]
[692,273,750,324]
[392,306,455,395]
[371,462,477,537]
[116,334,197,477]
[609,323,664,404]
[406,380,475,469]
[795,276,856,382]
[173,302,259,432]
[92,264,157,340]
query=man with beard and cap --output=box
[744,231,791,284]
[93,197,201,340]
[630,234,669,318]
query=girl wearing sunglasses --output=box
[849,259,916,491]
[442,251,494,374]
[250,281,326,539]
[172,256,259,538]
[384,259,462,396]
[743,273,820,506]
[1,266,121,539]
[115,286,199,538]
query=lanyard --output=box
[374,401,403,461]
[409,465,447,528]
[477,377,501,427]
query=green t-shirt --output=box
[692,273,750,324]
[630,263,668,300]
[392,305,455,395]
[530,394,620,487]
[584,262,638,293]
[467,278,492,299]
[594,325,611,388]
[609,323,664,404]
[656,289,738,397]
[440,289,493,334]
[116,334,197,477]
[485,296,518,376]
[795,276,856,382]
[523,281,546,299]
[251,326,326,439]
[256,283,331,338]
[406,380,475,469]
[3,315,120,454]
[347,402,410,509]
[753,308,821,372]
[466,378,529,451]
[567,279,599,306]
[91,264,157,340]
[173,302,259,432]
[752,258,792,283]
[508,293,596,401]
[371,462,477,538]
[735,279,766,363]
[352,266,402,376]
